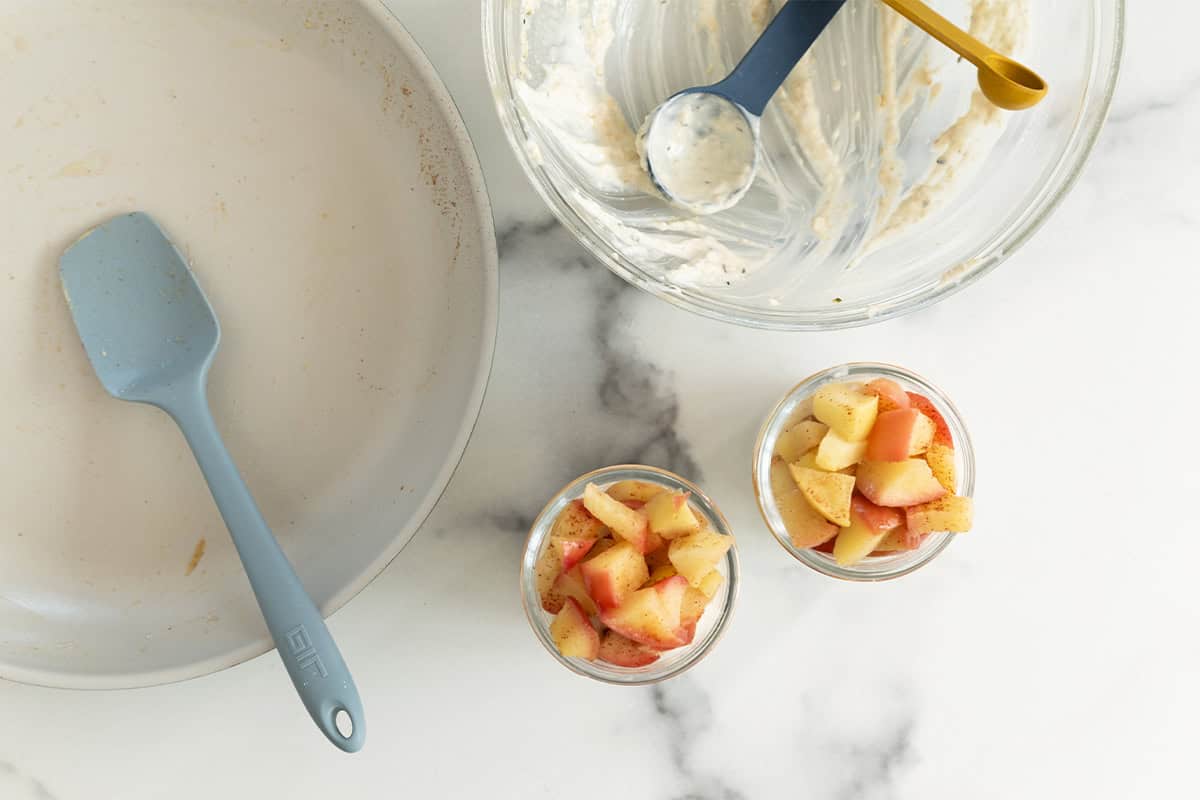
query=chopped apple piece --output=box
[833,515,889,566]
[550,499,607,542]
[550,597,599,659]
[770,458,838,548]
[668,529,734,587]
[768,460,835,546]
[768,455,796,497]
[866,409,935,462]
[925,442,957,493]
[906,495,974,535]
[599,587,687,649]
[644,564,678,586]
[680,586,710,625]
[542,565,598,615]
[864,378,911,412]
[791,450,822,471]
[873,526,926,553]
[851,492,904,533]
[788,465,856,526]
[831,494,904,565]
[579,541,649,610]
[583,537,615,562]
[650,575,688,626]
[775,420,829,463]
[815,428,868,471]
[697,569,723,599]
[534,546,563,599]
[584,483,650,552]
[642,529,665,554]
[812,537,836,554]
[606,480,666,504]
[813,383,879,442]
[856,459,948,508]
[906,392,953,447]
[778,476,838,547]
[597,631,660,667]
[644,545,672,572]
[908,413,935,456]
[550,536,595,573]
[644,490,701,539]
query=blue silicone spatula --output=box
[60,212,365,753]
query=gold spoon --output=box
[880,0,1047,110]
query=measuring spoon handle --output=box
[877,0,993,67]
[711,0,845,117]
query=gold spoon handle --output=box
[877,0,996,69]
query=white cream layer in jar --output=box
[514,0,1030,290]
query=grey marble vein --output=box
[1106,72,1200,126]
[833,719,915,800]
[651,682,747,800]
[0,760,56,800]
[593,281,701,480]
[440,217,700,540]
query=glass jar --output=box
[753,363,975,581]
[521,465,739,684]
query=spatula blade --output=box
[60,212,220,402]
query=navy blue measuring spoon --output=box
[639,0,845,214]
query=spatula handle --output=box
[169,386,365,753]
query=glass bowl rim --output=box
[481,0,1127,330]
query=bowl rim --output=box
[481,0,1127,330]
[520,464,740,685]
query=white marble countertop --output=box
[2,2,1195,798]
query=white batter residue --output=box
[515,0,1031,288]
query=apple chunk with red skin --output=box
[599,581,688,650]
[873,525,926,553]
[832,493,904,566]
[550,597,599,660]
[550,499,607,542]
[549,536,595,574]
[584,483,650,552]
[542,565,598,615]
[855,459,947,508]
[597,631,661,667]
[906,392,953,447]
[866,409,935,462]
[579,541,648,610]
[864,378,911,413]
[644,490,701,539]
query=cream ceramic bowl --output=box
[0,0,497,687]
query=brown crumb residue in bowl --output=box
[185,537,207,576]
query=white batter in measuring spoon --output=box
[637,92,759,215]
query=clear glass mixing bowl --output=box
[482,0,1124,329]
